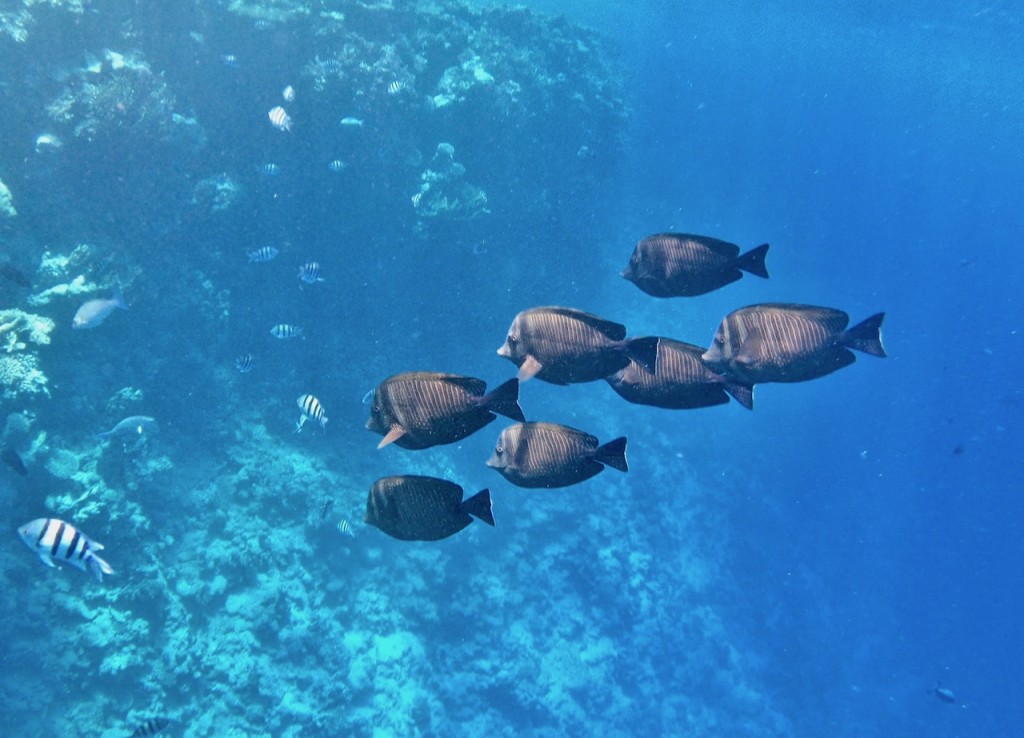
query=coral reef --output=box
[191,174,244,214]
[45,50,203,151]
[412,143,489,220]
[0,3,786,737]
[0,178,15,219]
[0,308,54,399]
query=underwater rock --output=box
[45,49,204,151]
[0,177,15,219]
[43,447,80,480]
[430,51,497,110]
[226,0,310,24]
[191,174,244,213]
[411,143,489,219]
[0,309,53,398]
[0,308,54,347]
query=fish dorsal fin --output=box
[517,355,543,381]
[536,306,626,340]
[377,425,407,449]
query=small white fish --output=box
[221,54,239,68]
[339,117,364,127]
[72,290,127,329]
[259,163,281,176]
[282,85,295,102]
[337,519,355,538]
[35,133,63,153]
[269,106,292,132]
[296,394,327,432]
[247,246,279,263]
[271,324,303,339]
[297,261,324,284]
[327,159,345,173]
[18,518,114,582]
[235,354,255,373]
[96,416,157,440]
[387,80,403,95]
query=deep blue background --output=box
[507,1,1023,734]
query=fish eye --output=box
[495,445,503,456]
[507,335,517,346]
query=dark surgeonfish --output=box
[130,717,173,736]
[929,683,956,704]
[2,444,28,476]
[621,233,769,297]
[497,306,659,384]
[487,422,627,488]
[701,303,886,385]
[364,475,494,541]
[606,337,754,410]
[0,261,31,288]
[366,372,524,449]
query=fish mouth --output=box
[496,344,510,358]
[485,455,503,469]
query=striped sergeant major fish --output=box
[235,353,255,373]
[268,105,292,132]
[270,323,303,339]
[337,518,355,538]
[247,246,279,263]
[296,394,327,432]
[297,261,324,284]
[129,717,173,736]
[18,518,113,582]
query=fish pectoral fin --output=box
[377,425,407,449]
[37,553,57,568]
[517,355,543,381]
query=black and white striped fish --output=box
[296,394,327,432]
[268,105,292,132]
[387,80,404,95]
[129,717,172,736]
[337,519,355,538]
[18,518,113,582]
[297,261,324,284]
[235,354,255,373]
[270,324,303,339]
[247,246,279,263]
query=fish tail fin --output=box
[736,243,769,278]
[112,288,128,310]
[595,436,628,472]
[625,336,660,375]
[462,489,495,526]
[483,378,525,421]
[723,380,755,410]
[89,553,113,582]
[842,312,886,357]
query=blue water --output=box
[0,1,1021,736]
